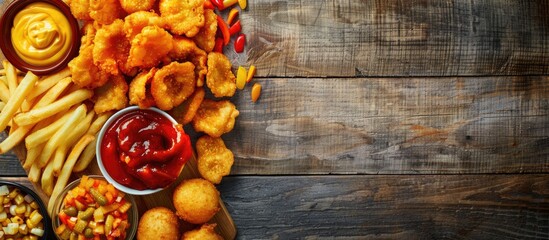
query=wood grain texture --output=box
[228,0,549,77]
[217,175,549,240]
[224,76,549,174]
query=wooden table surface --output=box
[2,0,549,239]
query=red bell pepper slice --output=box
[217,15,231,45]
[214,38,224,52]
[227,8,239,25]
[212,0,224,9]
[229,20,241,36]
[234,33,246,53]
[204,0,215,9]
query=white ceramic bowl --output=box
[96,106,179,195]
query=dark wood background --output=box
[2,0,549,239]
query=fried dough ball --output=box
[173,178,220,224]
[193,9,217,53]
[124,11,165,39]
[129,68,157,108]
[68,0,92,20]
[169,87,205,125]
[151,61,196,110]
[159,0,204,37]
[206,52,236,98]
[192,99,239,137]
[68,25,110,89]
[169,37,207,87]
[137,207,179,240]
[120,0,156,14]
[93,74,129,114]
[196,136,234,184]
[128,25,173,69]
[181,224,223,240]
[93,19,133,76]
[89,0,125,24]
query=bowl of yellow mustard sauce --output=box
[0,0,80,75]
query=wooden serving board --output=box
[13,144,237,239]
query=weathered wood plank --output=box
[224,76,549,174]
[229,0,549,77]
[217,175,549,240]
[0,132,25,176]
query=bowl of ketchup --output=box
[96,106,193,195]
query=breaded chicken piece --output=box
[68,23,110,89]
[123,11,165,39]
[137,207,179,240]
[181,224,223,240]
[68,0,92,20]
[169,87,205,125]
[120,0,156,14]
[93,19,133,76]
[193,9,217,53]
[206,52,236,98]
[169,37,207,87]
[128,25,173,69]
[93,74,128,114]
[129,68,157,108]
[89,0,125,24]
[192,99,239,137]
[196,135,234,184]
[173,178,220,224]
[159,0,204,37]
[151,61,196,110]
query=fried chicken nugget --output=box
[192,99,239,137]
[173,178,220,225]
[129,68,157,108]
[128,25,173,69]
[124,11,165,39]
[89,0,125,24]
[169,37,207,87]
[193,9,217,53]
[196,135,234,184]
[93,74,129,114]
[151,61,196,110]
[120,0,156,14]
[137,207,179,240]
[93,19,134,76]
[68,0,92,20]
[181,224,223,240]
[159,0,204,37]
[68,23,110,89]
[206,52,236,98]
[169,87,204,125]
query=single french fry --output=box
[32,77,72,108]
[0,69,6,76]
[51,147,67,177]
[0,71,39,132]
[0,80,9,102]
[37,104,86,168]
[50,134,95,210]
[25,108,73,149]
[73,138,97,172]
[0,124,34,153]
[13,89,92,127]
[86,112,112,135]
[23,143,45,170]
[52,110,94,175]
[26,68,70,101]
[0,102,4,111]
[28,163,41,183]
[4,61,17,96]
[41,160,54,196]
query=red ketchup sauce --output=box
[100,109,192,190]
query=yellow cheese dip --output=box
[11,2,72,66]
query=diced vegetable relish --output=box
[0,184,45,240]
[56,176,131,240]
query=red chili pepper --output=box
[212,0,224,9]
[214,38,224,52]
[217,15,231,45]
[229,20,241,36]
[234,34,246,53]
[204,0,215,9]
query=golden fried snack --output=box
[193,9,217,53]
[93,19,133,76]
[196,135,234,184]
[206,52,236,98]
[151,61,196,110]
[93,74,129,114]
[89,0,125,24]
[128,25,173,69]
[120,0,155,14]
[169,87,205,125]
[181,224,223,240]
[123,11,165,39]
[129,68,156,108]
[68,29,110,89]
[173,178,220,225]
[68,0,92,20]
[169,37,207,87]
[159,0,204,37]
[192,99,239,137]
[137,207,179,240]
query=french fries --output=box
[0,61,105,208]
